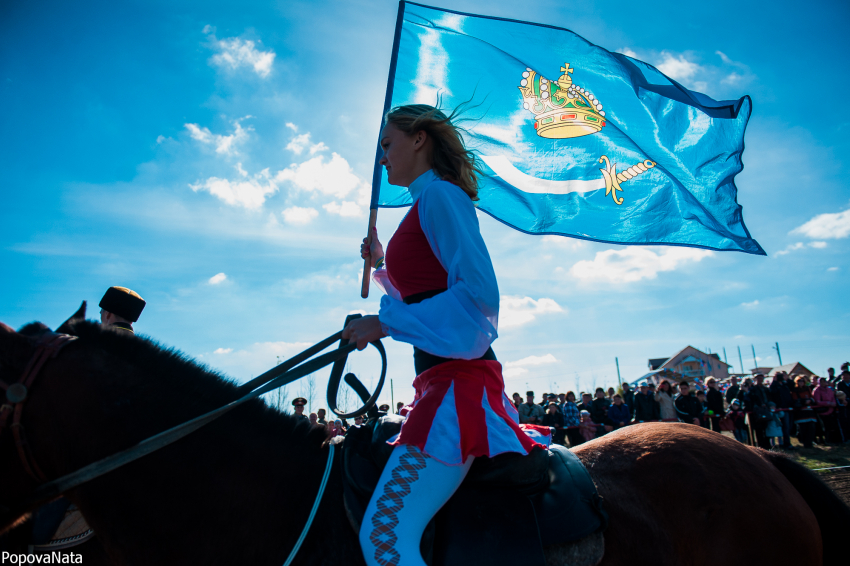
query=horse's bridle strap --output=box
[1,333,78,483]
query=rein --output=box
[4,315,386,522]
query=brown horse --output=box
[1,317,847,565]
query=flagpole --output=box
[361,0,406,299]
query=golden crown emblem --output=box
[518,63,606,139]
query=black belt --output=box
[403,289,497,375]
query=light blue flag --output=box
[371,1,764,255]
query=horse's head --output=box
[0,322,47,531]
[0,303,86,530]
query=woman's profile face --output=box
[379,123,427,187]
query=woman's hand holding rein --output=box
[361,227,385,269]
[342,315,387,350]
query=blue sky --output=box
[2,0,848,412]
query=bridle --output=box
[0,332,78,483]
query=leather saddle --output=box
[340,414,608,566]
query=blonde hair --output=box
[384,104,482,201]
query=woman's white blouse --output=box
[374,170,500,359]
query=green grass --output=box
[782,441,850,471]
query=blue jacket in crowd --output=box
[608,403,631,425]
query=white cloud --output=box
[722,72,743,86]
[791,209,850,239]
[207,33,275,78]
[190,164,277,209]
[570,247,713,283]
[285,132,329,156]
[506,354,559,367]
[286,133,311,155]
[715,51,734,65]
[740,300,759,309]
[618,47,639,58]
[656,52,701,83]
[283,263,362,295]
[503,354,558,379]
[542,235,587,250]
[775,242,805,257]
[207,341,314,379]
[276,152,363,199]
[774,241,825,257]
[209,272,227,285]
[282,206,319,225]
[285,122,298,132]
[828,267,839,272]
[309,142,329,155]
[503,366,528,378]
[185,119,251,156]
[323,201,362,218]
[499,296,565,329]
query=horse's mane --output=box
[17,322,52,337]
[62,319,327,448]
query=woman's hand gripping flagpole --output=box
[360,209,379,298]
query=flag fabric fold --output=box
[372,1,764,255]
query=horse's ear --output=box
[57,301,86,334]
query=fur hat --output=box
[99,286,146,322]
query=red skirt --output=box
[389,360,542,465]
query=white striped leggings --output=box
[359,444,473,566]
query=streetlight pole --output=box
[773,342,783,366]
[738,346,744,374]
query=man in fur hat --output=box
[99,286,146,333]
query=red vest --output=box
[385,200,448,300]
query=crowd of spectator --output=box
[513,361,850,449]
[288,361,850,449]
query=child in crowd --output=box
[727,399,748,443]
[579,410,596,442]
[764,402,785,447]
[605,394,631,432]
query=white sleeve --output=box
[377,182,499,359]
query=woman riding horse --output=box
[342,104,540,566]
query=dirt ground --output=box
[714,433,850,505]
